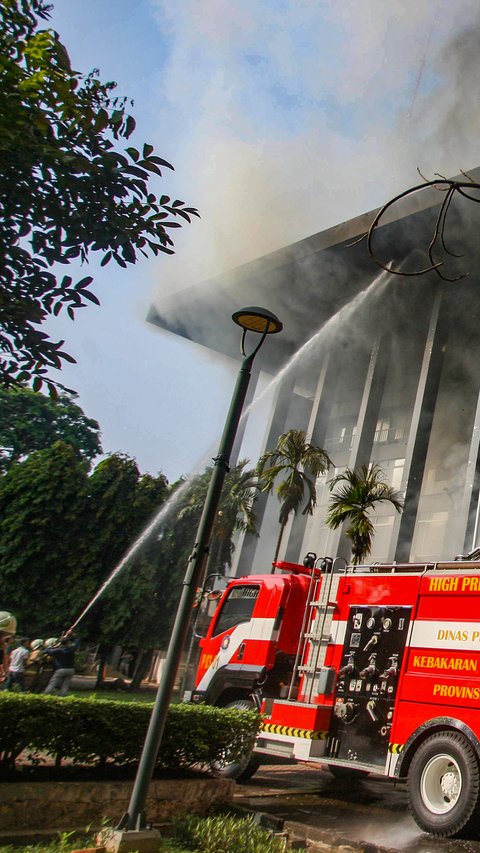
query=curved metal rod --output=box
[426,187,466,283]
[366,177,480,280]
[240,325,269,359]
[455,186,480,203]
[436,188,463,258]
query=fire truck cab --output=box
[192,554,480,838]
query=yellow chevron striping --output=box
[260,722,327,740]
[389,743,404,754]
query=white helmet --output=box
[44,637,58,648]
[30,639,44,651]
[0,611,17,636]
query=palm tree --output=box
[176,461,258,694]
[256,429,332,566]
[206,461,258,575]
[326,462,404,565]
[177,460,258,576]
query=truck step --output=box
[297,664,322,673]
[302,633,330,642]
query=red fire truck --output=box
[191,551,480,838]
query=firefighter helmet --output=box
[0,611,17,636]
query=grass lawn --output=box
[0,814,300,853]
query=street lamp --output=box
[107,306,282,846]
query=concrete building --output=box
[149,170,480,573]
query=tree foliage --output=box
[0,441,91,634]
[0,0,199,392]
[0,443,169,638]
[0,384,102,472]
[0,448,255,651]
[81,454,171,650]
[176,460,258,577]
[256,429,332,564]
[326,462,404,564]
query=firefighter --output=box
[27,639,53,693]
[43,633,80,696]
[0,611,17,682]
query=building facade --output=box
[150,172,480,573]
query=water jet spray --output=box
[66,270,391,637]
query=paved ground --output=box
[233,762,480,852]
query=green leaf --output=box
[59,351,77,364]
[125,114,136,139]
[94,109,110,132]
[121,242,136,263]
[110,109,124,125]
[80,290,101,306]
[149,156,174,170]
[74,276,94,290]
[137,160,162,176]
[0,0,198,390]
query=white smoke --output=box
[149,0,480,301]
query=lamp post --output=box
[111,307,282,842]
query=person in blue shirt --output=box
[43,633,80,696]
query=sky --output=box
[43,0,480,483]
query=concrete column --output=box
[232,370,297,576]
[332,333,389,562]
[284,353,336,563]
[458,388,480,554]
[393,288,446,562]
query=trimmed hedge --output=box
[0,693,260,774]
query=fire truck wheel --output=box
[212,699,260,783]
[408,731,480,837]
[328,765,369,780]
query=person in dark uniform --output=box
[43,633,80,696]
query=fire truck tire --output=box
[212,699,260,783]
[328,765,369,780]
[408,731,480,837]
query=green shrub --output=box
[170,812,296,853]
[0,693,260,774]
[0,815,306,853]
[0,829,91,853]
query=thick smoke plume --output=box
[150,0,480,304]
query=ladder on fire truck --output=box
[288,560,343,703]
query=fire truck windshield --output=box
[211,585,260,636]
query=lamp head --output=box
[232,307,283,335]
